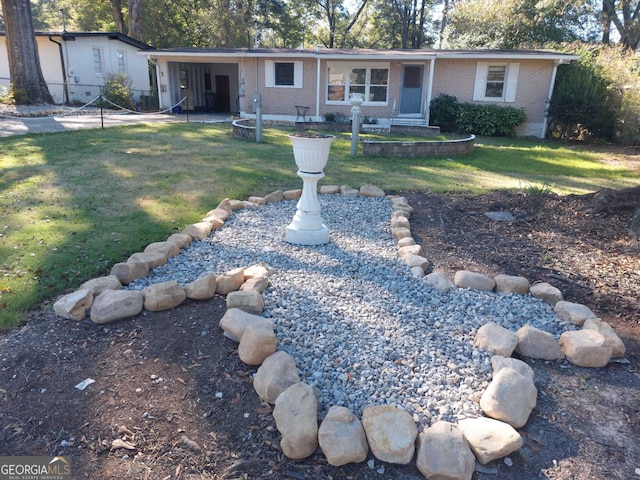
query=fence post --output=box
[100,95,104,129]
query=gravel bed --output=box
[127,195,574,429]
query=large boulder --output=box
[142,281,186,311]
[318,406,369,466]
[454,270,496,291]
[253,351,301,404]
[494,274,530,295]
[80,275,122,297]
[480,367,537,428]
[219,308,274,342]
[226,290,264,314]
[273,383,318,459]
[423,272,455,293]
[559,329,613,368]
[582,318,626,357]
[54,289,93,321]
[515,325,564,360]
[216,267,245,295]
[90,289,144,324]
[458,417,523,465]
[184,273,217,300]
[128,251,167,269]
[361,405,417,465]
[359,184,385,197]
[110,261,149,285]
[415,421,475,480]
[554,301,597,326]
[475,322,519,357]
[144,241,180,258]
[237,321,277,365]
[529,282,563,306]
[490,355,535,384]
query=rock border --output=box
[53,185,627,478]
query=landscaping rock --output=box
[142,281,186,311]
[283,189,302,200]
[244,262,275,279]
[80,275,122,297]
[184,273,217,300]
[226,290,264,314]
[559,329,613,367]
[90,290,144,324]
[201,216,224,231]
[318,406,369,466]
[340,185,359,196]
[415,421,475,480]
[219,308,274,342]
[229,199,254,210]
[182,221,213,240]
[515,324,564,360]
[253,351,301,404]
[454,270,496,291]
[391,216,410,230]
[582,318,626,357]
[392,227,412,241]
[396,237,416,248]
[554,301,597,326]
[475,322,519,357]
[110,261,149,285]
[457,417,523,465]
[273,382,318,460]
[319,185,340,194]
[237,321,277,365]
[361,405,417,465]
[490,355,535,384]
[128,251,168,269]
[240,276,269,293]
[166,233,192,249]
[247,196,267,205]
[216,198,234,215]
[529,282,563,306]
[359,184,385,197]
[402,252,429,270]
[494,274,530,295]
[204,207,230,222]
[411,266,425,278]
[216,267,245,295]
[398,244,422,257]
[144,241,180,258]
[424,272,455,293]
[54,289,93,321]
[480,367,537,428]
[264,190,284,204]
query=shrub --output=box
[456,103,526,136]
[100,73,134,110]
[0,85,15,105]
[429,94,459,132]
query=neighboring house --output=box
[0,32,152,106]
[142,47,577,138]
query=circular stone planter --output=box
[362,134,475,157]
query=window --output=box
[473,62,519,102]
[117,50,127,73]
[275,62,295,86]
[265,60,303,88]
[326,63,389,104]
[92,47,103,76]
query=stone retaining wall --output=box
[362,134,476,157]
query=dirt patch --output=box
[1,190,639,479]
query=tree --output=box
[602,0,640,49]
[306,0,370,48]
[1,0,53,104]
[128,0,142,41]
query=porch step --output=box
[390,117,428,127]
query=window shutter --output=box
[265,60,274,87]
[473,62,488,101]
[505,63,519,102]
[294,61,303,88]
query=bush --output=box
[456,103,526,136]
[429,94,459,132]
[100,73,134,110]
[0,85,15,105]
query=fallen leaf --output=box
[111,439,136,450]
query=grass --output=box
[1,122,638,329]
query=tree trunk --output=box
[128,0,143,42]
[109,0,126,34]
[1,0,54,104]
[602,0,611,43]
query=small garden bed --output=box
[362,134,476,157]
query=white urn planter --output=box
[286,133,335,245]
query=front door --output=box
[215,75,231,112]
[399,65,424,115]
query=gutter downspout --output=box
[316,56,321,120]
[49,36,69,104]
[425,57,435,126]
[542,59,564,139]
[148,57,162,110]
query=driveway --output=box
[0,112,228,137]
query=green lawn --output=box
[1,122,638,329]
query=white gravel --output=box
[127,195,573,427]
